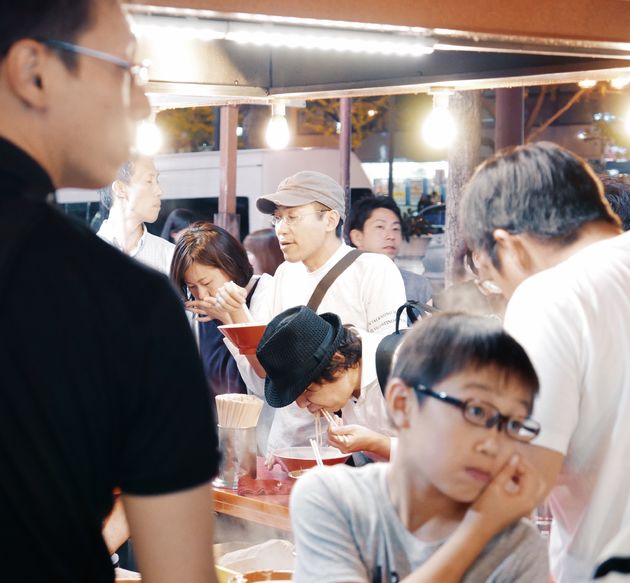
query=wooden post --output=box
[495,88,524,151]
[339,97,352,233]
[445,90,481,289]
[215,104,240,239]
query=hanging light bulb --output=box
[421,90,456,149]
[136,119,163,156]
[266,102,290,150]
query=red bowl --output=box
[218,322,267,355]
[273,446,349,473]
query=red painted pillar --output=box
[495,88,524,151]
[215,104,240,238]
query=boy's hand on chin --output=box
[465,454,545,536]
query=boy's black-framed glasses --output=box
[413,384,541,443]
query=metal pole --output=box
[387,96,395,198]
[215,104,240,238]
[339,97,352,223]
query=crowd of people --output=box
[2,1,630,582]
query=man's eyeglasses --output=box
[271,209,328,227]
[40,39,150,87]
[414,384,541,443]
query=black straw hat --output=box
[256,306,345,408]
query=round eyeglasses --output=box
[414,384,541,443]
[270,209,328,227]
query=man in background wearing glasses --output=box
[461,142,630,582]
[0,1,219,582]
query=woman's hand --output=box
[214,281,250,324]
[465,453,545,536]
[328,424,390,459]
[184,296,231,323]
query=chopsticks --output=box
[309,438,324,467]
[321,409,341,427]
[321,409,348,444]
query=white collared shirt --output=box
[97,220,174,275]
[341,329,397,461]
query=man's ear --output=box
[493,228,533,274]
[4,40,51,109]
[348,228,364,248]
[112,180,128,202]
[325,209,341,233]
[385,379,412,430]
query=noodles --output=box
[315,410,323,447]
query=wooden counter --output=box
[213,487,291,531]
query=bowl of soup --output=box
[218,322,267,355]
[273,446,349,473]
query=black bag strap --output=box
[395,300,440,331]
[307,249,363,311]
[376,300,441,391]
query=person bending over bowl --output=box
[290,312,549,583]
[256,306,396,464]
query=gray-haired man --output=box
[460,141,630,582]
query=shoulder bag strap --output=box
[307,249,363,311]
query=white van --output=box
[56,147,373,238]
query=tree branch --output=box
[526,88,589,143]
[525,86,546,134]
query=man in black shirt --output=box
[0,1,220,582]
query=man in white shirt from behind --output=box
[460,141,630,582]
[217,171,406,455]
[97,156,174,275]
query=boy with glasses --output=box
[291,312,549,582]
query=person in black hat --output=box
[256,306,396,462]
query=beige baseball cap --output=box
[256,170,346,221]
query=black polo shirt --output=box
[0,138,219,581]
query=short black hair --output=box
[160,208,198,241]
[347,195,402,242]
[461,142,620,267]
[312,325,362,384]
[391,312,539,412]
[0,0,103,66]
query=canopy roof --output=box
[125,1,630,106]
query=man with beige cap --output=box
[217,170,406,455]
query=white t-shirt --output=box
[231,242,406,454]
[504,231,630,583]
[97,220,174,275]
[340,330,396,462]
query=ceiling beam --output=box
[127,1,630,45]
